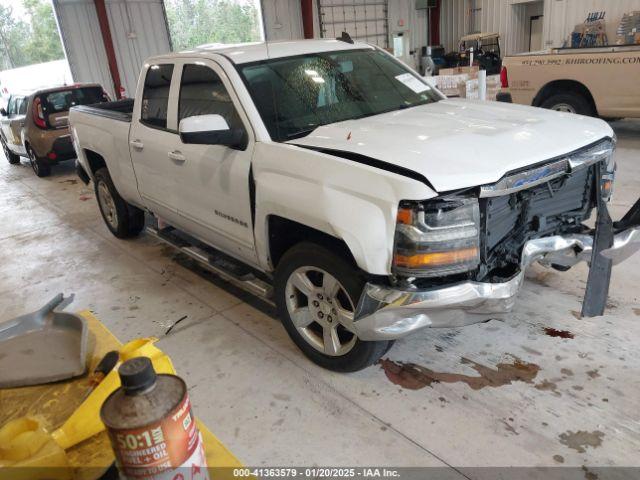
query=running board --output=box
[146,227,274,304]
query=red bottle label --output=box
[106,395,209,479]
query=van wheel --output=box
[541,92,595,116]
[1,137,20,164]
[274,242,393,372]
[27,147,51,177]
[94,167,145,239]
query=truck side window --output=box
[141,64,174,129]
[178,64,243,132]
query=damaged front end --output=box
[354,138,640,341]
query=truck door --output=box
[129,63,183,224]
[168,59,257,264]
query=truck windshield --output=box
[239,49,441,141]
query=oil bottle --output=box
[100,357,209,479]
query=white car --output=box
[69,39,640,372]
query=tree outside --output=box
[165,0,263,51]
[0,0,64,70]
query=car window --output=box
[178,64,243,131]
[6,96,16,116]
[17,97,27,115]
[42,87,107,115]
[141,64,174,129]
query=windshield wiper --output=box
[285,127,318,140]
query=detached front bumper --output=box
[353,226,640,341]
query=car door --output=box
[0,96,17,144]
[168,59,257,264]
[1,96,26,153]
[10,97,27,151]
[0,96,13,141]
[129,63,183,224]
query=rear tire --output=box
[274,242,393,372]
[2,137,21,165]
[27,146,51,177]
[94,167,145,239]
[540,92,595,116]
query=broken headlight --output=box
[393,197,480,278]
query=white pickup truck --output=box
[69,39,640,372]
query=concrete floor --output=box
[1,120,639,474]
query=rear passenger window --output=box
[178,64,243,131]
[141,64,174,129]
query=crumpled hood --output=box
[289,99,614,192]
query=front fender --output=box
[253,143,436,275]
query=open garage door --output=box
[53,0,172,98]
[318,0,389,48]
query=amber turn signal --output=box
[396,207,414,225]
[394,247,479,268]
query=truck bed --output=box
[71,98,134,122]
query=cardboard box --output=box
[432,73,470,97]
[438,66,479,78]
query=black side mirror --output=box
[180,128,246,150]
[0,108,6,116]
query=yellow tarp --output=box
[0,310,241,479]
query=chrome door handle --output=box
[168,150,186,163]
[130,139,144,150]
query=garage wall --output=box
[262,0,304,41]
[53,0,113,96]
[106,0,172,97]
[439,0,529,56]
[388,0,430,54]
[543,0,640,48]
[53,0,171,98]
[440,0,640,57]
[310,0,431,67]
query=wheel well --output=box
[533,80,597,112]
[268,216,357,269]
[84,149,106,175]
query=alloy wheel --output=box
[551,103,576,114]
[97,181,119,230]
[284,266,357,356]
[28,148,39,175]
[1,139,10,160]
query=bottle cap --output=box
[118,357,157,395]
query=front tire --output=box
[94,167,145,239]
[540,92,595,116]
[27,146,51,177]
[274,242,392,372]
[1,137,20,165]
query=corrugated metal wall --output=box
[440,0,640,56]
[439,0,530,55]
[53,0,171,98]
[543,0,640,48]
[439,0,469,54]
[106,0,171,97]
[53,0,113,96]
